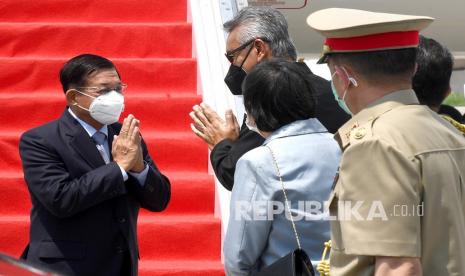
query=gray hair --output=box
[223,6,297,60]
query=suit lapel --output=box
[60,109,107,168]
[70,131,106,168]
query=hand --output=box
[131,138,145,173]
[112,114,143,172]
[189,103,240,150]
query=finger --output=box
[232,112,240,130]
[135,127,142,144]
[189,111,206,130]
[131,126,140,143]
[134,119,141,140]
[200,103,222,124]
[225,109,235,127]
[136,120,142,143]
[120,114,134,138]
[133,118,140,128]
[128,118,138,142]
[190,123,208,140]
[112,135,118,150]
[193,105,212,127]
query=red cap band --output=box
[325,31,420,52]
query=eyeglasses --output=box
[224,38,259,64]
[76,83,128,95]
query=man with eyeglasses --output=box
[190,6,350,191]
[18,54,171,276]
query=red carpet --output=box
[0,0,224,275]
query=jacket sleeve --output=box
[19,130,127,219]
[210,127,264,191]
[223,153,272,276]
[125,137,171,212]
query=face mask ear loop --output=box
[66,89,95,111]
[339,67,358,101]
[331,70,344,100]
[73,89,97,99]
[341,67,358,87]
[342,88,349,101]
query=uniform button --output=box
[115,246,124,254]
[354,127,367,139]
[118,217,126,223]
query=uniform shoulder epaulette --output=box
[348,121,373,144]
[442,115,465,135]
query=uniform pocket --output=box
[38,241,86,260]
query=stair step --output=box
[0,215,221,260]
[0,0,187,23]
[0,0,223,273]
[0,93,201,132]
[0,58,197,94]
[138,215,221,260]
[0,171,215,215]
[139,260,225,276]
[0,130,208,173]
[0,23,192,58]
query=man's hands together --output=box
[112,114,145,173]
[189,103,240,150]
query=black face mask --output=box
[224,43,254,95]
[224,65,247,95]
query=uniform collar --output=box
[263,118,328,145]
[67,108,108,138]
[335,89,419,149]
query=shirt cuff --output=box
[118,165,129,182]
[128,163,149,186]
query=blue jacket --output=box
[224,118,341,276]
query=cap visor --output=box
[316,55,327,64]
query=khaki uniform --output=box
[329,90,465,275]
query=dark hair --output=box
[59,54,118,93]
[223,6,297,60]
[329,48,417,82]
[412,36,453,107]
[243,59,316,132]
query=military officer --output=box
[307,8,465,276]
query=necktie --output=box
[92,131,110,164]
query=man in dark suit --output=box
[189,7,350,190]
[19,54,171,276]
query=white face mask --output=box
[75,90,125,125]
[245,114,261,135]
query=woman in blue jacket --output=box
[224,59,341,276]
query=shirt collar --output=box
[335,89,419,149]
[67,108,108,138]
[263,118,328,145]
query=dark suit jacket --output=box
[19,110,171,276]
[210,62,350,191]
